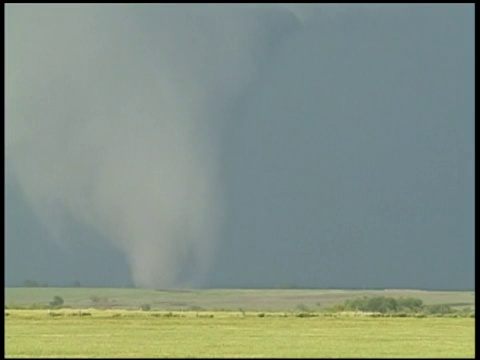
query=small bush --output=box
[140,304,151,311]
[70,311,91,317]
[258,313,265,317]
[397,297,423,310]
[425,304,454,315]
[344,296,425,314]
[49,296,64,309]
[296,312,317,318]
[196,313,214,318]
[90,295,111,309]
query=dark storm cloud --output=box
[5,4,474,289]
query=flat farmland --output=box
[4,287,475,311]
[5,310,475,358]
[4,288,475,358]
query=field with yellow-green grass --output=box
[5,309,475,358]
[4,288,475,358]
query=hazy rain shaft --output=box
[5,5,301,287]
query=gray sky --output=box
[5,4,474,290]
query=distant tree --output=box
[72,280,82,287]
[345,296,398,313]
[49,296,64,309]
[90,295,110,308]
[140,304,151,311]
[425,304,454,315]
[397,297,423,311]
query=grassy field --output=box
[4,287,475,311]
[4,288,475,358]
[5,309,475,358]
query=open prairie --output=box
[5,309,475,358]
[4,288,475,358]
[4,287,475,311]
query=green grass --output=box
[4,287,475,311]
[4,288,475,357]
[5,309,475,358]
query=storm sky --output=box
[5,4,474,290]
